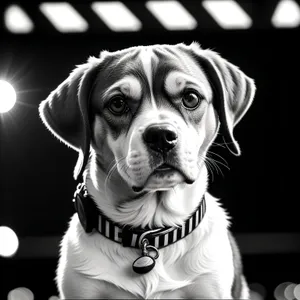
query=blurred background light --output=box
[4,5,34,34]
[146,0,197,30]
[274,282,294,300]
[91,1,142,32]
[7,287,34,300]
[0,226,19,257]
[0,80,17,113]
[250,290,265,300]
[202,0,252,29]
[294,284,300,300]
[284,283,297,300]
[271,0,300,28]
[39,2,88,32]
[249,282,267,300]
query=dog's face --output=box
[39,43,255,195]
[91,46,217,192]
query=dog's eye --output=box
[108,96,128,115]
[182,92,201,110]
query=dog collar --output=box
[73,182,206,274]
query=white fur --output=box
[139,48,158,110]
[103,75,142,101]
[57,163,238,299]
[164,71,212,100]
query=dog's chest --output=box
[70,240,231,299]
[99,280,190,299]
[64,210,233,299]
[74,234,201,298]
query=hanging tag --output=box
[132,239,159,274]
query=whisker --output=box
[199,149,230,181]
[207,150,229,167]
[209,156,230,171]
[207,157,224,178]
[211,141,227,148]
[198,155,214,182]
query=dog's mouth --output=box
[154,163,173,172]
[132,163,194,193]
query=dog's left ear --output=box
[39,57,101,180]
[190,43,256,155]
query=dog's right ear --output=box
[39,56,102,180]
[188,42,256,156]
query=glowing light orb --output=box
[49,296,60,300]
[7,287,34,300]
[0,80,17,113]
[250,282,267,300]
[249,290,264,300]
[294,284,300,299]
[0,226,19,257]
[285,283,297,300]
[274,282,294,300]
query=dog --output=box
[39,42,256,299]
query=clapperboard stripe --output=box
[5,1,300,35]
[146,1,197,30]
[91,2,142,32]
[4,5,34,33]
[202,0,252,29]
[40,2,89,32]
[5,1,281,35]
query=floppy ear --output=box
[190,44,256,155]
[39,56,101,180]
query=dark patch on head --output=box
[91,45,209,141]
[91,49,149,140]
[150,48,188,123]
[152,47,207,126]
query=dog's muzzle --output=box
[131,123,194,193]
[143,124,178,154]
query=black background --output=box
[0,1,299,299]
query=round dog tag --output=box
[132,255,155,274]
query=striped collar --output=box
[73,182,206,250]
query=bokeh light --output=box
[250,290,264,300]
[294,284,300,300]
[285,283,297,300]
[250,282,267,299]
[0,80,17,113]
[274,282,295,300]
[0,226,19,257]
[7,287,34,300]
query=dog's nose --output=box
[143,124,178,153]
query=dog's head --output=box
[39,43,255,193]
